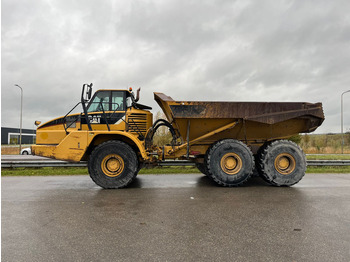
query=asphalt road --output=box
[2,173,350,262]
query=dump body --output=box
[155,93,324,147]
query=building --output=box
[1,127,36,145]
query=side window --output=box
[87,91,110,112]
[111,91,125,111]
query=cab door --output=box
[84,90,127,131]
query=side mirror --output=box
[87,86,92,100]
[34,120,41,126]
[82,83,93,102]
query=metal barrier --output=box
[306,160,350,166]
[2,160,350,168]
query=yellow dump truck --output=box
[32,83,324,188]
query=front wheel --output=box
[88,141,138,189]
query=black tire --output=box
[205,139,254,187]
[88,141,138,189]
[195,161,209,176]
[22,151,29,155]
[135,162,144,177]
[256,141,272,182]
[259,140,306,186]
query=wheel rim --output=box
[220,153,242,175]
[101,154,125,177]
[274,153,296,175]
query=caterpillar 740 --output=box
[32,83,324,188]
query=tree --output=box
[288,134,301,145]
[152,111,173,146]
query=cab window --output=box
[111,91,125,111]
[87,91,110,112]
[87,91,126,112]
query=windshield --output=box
[87,91,110,112]
[87,91,125,112]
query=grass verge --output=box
[1,166,200,176]
[306,166,350,173]
[306,154,350,160]
[2,165,350,176]
[1,167,89,176]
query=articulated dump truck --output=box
[32,84,324,188]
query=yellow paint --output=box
[171,121,238,153]
[101,154,125,177]
[32,130,151,162]
[220,152,242,175]
[40,132,49,140]
[32,131,88,161]
[274,153,296,175]
[33,104,153,162]
[37,129,66,144]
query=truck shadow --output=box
[127,174,272,189]
[195,175,272,188]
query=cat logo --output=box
[89,115,101,124]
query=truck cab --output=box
[32,85,153,163]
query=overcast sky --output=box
[2,0,350,133]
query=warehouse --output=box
[1,127,36,145]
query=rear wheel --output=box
[205,139,254,187]
[88,141,138,189]
[195,161,209,176]
[256,142,272,183]
[259,140,306,186]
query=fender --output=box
[87,130,150,161]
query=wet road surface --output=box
[2,174,350,262]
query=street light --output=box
[14,84,23,153]
[341,90,350,154]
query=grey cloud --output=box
[2,0,350,133]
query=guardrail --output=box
[1,161,88,168]
[2,160,350,168]
[306,160,350,166]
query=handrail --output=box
[99,100,110,131]
[62,102,81,134]
[128,118,144,139]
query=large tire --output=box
[255,141,272,182]
[88,141,138,189]
[259,140,306,186]
[135,162,144,177]
[205,139,254,187]
[195,161,209,176]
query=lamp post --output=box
[341,90,350,154]
[14,84,23,153]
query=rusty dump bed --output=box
[154,93,324,144]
